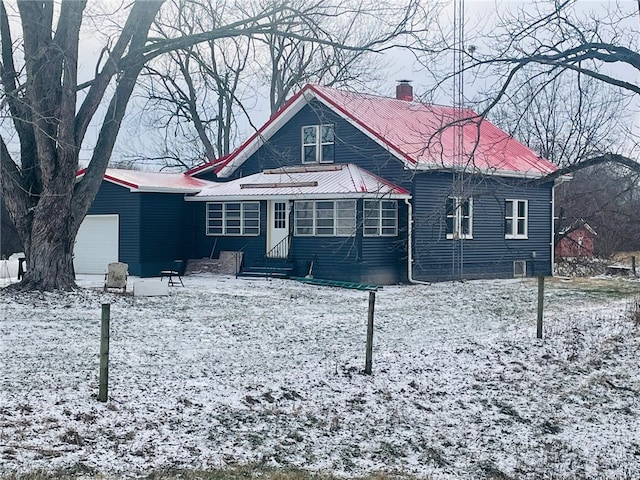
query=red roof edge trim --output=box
[186,155,230,176]
[308,85,417,167]
[104,174,139,190]
[75,168,139,190]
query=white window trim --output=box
[505,199,528,239]
[206,201,260,236]
[294,200,356,237]
[363,199,398,237]
[301,124,334,164]
[446,196,473,240]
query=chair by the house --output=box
[104,262,128,293]
[160,260,185,286]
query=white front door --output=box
[267,200,290,258]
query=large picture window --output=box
[206,202,260,236]
[302,124,335,164]
[363,200,398,236]
[294,200,356,236]
[446,197,473,239]
[505,199,528,239]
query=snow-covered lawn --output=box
[1,274,639,479]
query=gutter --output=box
[405,198,430,285]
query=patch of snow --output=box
[1,275,639,478]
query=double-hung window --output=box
[363,200,398,236]
[505,199,528,239]
[302,124,335,164]
[206,202,260,236]
[294,200,356,236]
[446,197,473,239]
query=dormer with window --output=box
[302,124,335,164]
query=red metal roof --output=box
[76,168,214,193]
[196,84,558,179]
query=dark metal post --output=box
[537,276,544,339]
[98,303,110,402]
[365,291,376,374]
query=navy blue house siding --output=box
[188,98,555,284]
[288,200,408,284]
[138,193,190,277]
[411,172,553,281]
[87,182,188,277]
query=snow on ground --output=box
[1,274,639,479]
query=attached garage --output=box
[74,214,119,274]
[78,168,215,276]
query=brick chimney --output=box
[396,80,413,101]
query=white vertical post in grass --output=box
[365,291,376,375]
[98,303,110,402]
[537,276,544,339]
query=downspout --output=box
[551,180,556,276]
[405,198,430,285]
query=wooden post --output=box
[364,291,376,375]
[98,303,110,402]
[537,276,544,339]
[632,256,636,276]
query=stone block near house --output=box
[133,280,169,297]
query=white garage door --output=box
[74,215,119,274]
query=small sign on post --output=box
[364,291,376,375]
[537,276,544,339]
[98,303,110,402]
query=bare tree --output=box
[413,1,639,173]
[254,0,407,114]
[137,0,431,169]
[490,71,629,168]
[0,0,418,291]
[556,165,640,257]
[139,0,253,167]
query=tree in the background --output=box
[490,71,628,168]
[481,1,638,173]
[555,165,640,257]
[139,0,253,167]
[137,0,430,168]
[414,0,639,174]
[255,0,412,114]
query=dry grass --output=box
[612,251,640,265]
[547,275,640,299]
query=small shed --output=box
[555,222,597,259]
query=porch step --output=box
[238,265,294,279]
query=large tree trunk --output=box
[21,212,77,291]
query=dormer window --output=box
[302,124,334,164]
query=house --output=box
[555,221,597,259]
[78,82,564,283]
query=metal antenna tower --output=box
[452,0,465,279]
